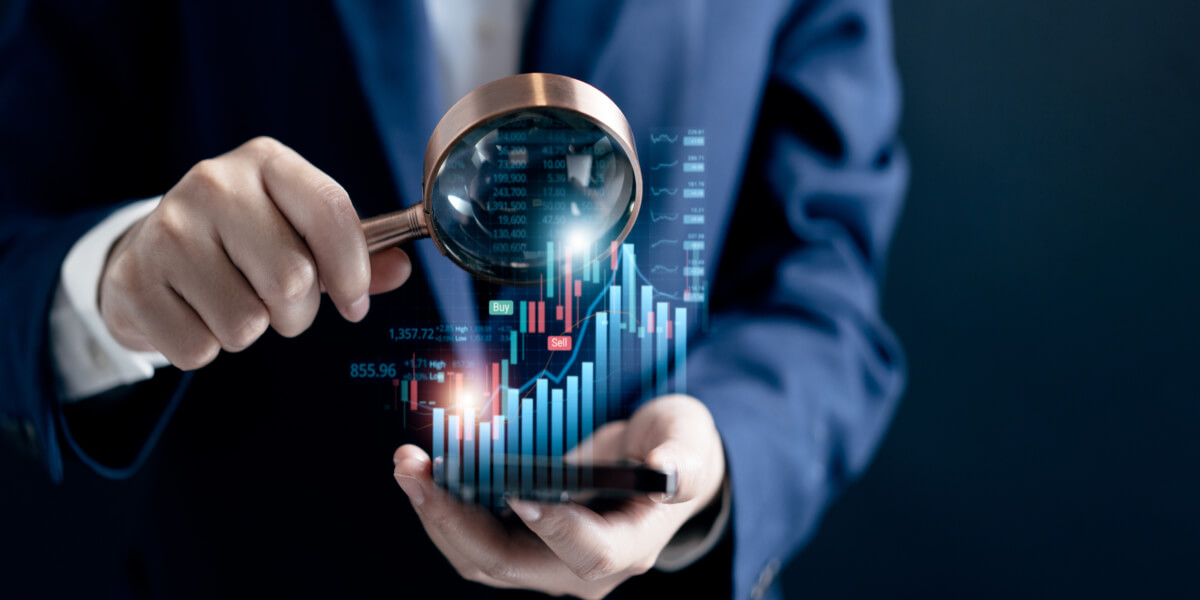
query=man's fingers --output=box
[368,248,412,295]
[391,447,516,589]
[644,440,698,504]
[211,185,322,338]
[258,140,371,322]
[162,236,270,353]
[392,445,552,586]
[98,137,397,368]
[114,281,219,370]
[392,445,609,594]
[385,395,726,598]
[507,499,628,582]
[564,420,627,464]
[392,444,432,505]
[625,395,725,506]
[506,499,659,583]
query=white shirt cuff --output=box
[51,197,170,402]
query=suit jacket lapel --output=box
[333,0,485,366]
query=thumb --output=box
[368,248,412,295]
[643,439,701,505]
[629,395,724,506]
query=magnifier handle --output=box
[361,204,431,254]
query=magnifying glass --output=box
[360,73,642,284]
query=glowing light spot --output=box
[447,194,473,216]
[565,227,593,253]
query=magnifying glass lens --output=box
[428,108,637,283]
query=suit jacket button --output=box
[22,418,38,450]
[1,416,39,458]
[750,558,781,600]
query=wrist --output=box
[51,197,169,401]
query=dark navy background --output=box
[2,0,1197,596]
[785,1,1200,597]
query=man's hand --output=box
[393,394,726,599]
[99,137,411,369]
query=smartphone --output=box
[432,456,676,505]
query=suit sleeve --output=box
[0,0,186,482]
[688,1,908,597]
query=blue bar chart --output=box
[405,127,711,507]
[423,236,698,507]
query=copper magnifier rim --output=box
[359,73,643,286]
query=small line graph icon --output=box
[651,265,680,273]
[650,211,679,222]
[649,160,679,171]
[649,134,679,144]
[650,187,678,197]
[650,239,680,248]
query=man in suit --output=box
[0,0,906,598]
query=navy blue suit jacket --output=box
[0,1,906,597]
